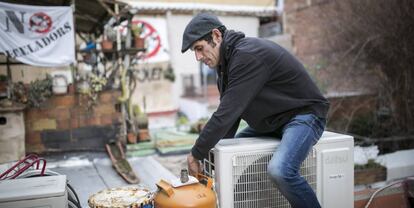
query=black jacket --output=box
[191,30,329,160]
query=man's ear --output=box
[212,28,222,43]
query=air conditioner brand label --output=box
[323,148,350,165]
[329,174,345,179]
[324,154,348,164]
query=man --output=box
[181,13,329,208]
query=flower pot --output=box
[101,39,113,50]
[138,129,150,142]
[127,132,137,144]
[134,37,145,49]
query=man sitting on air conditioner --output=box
[181,13,329,208]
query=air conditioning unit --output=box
[0,175,68,208]
[203,131,354,208]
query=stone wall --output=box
[0,106,25,163]
[25,90,121,153]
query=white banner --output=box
[0,2,75,67]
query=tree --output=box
[323,0,414,136]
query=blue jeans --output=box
[235,114,326,208]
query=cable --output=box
[365,176,414,208]
[68,199,79,208]
[67,183,82,208]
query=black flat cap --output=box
[181,13,224,53]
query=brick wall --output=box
[283,0,379,93]
[25,90,122,153]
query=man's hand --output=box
[187,153,203,177]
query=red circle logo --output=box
[131,20,162,59]
[29,12,53,33]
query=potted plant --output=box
[176,115,190,132]
[354,159,387,185]
[101,35,113,50]
[127,131,137,144]
[132,104,150,141]
[131,23,145,48]
[101,27,115,50]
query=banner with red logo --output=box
[130,16,170,63]
[0,2,75,67]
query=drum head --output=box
[88,186,152,208]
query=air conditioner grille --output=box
[232,151,316,208]
[204,151,215,179]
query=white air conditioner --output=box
[0,175,68,208]
[203,131,354,208]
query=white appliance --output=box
[0,175,68,208]
[203,131,354,208]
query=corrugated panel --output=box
[120,0,279,17]
[203,149,317,208]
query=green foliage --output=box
[354,159,384,170]
[28,75,53,107]
[349,114,375,137]
[86,74,107,108]
[132,104,148,129]
[177,116,189,125]
[89,73,107,92]
[132,104,142,116]
[0,74,7,82]
[163,65,176,82]
[131,23,143,38]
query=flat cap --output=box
[181,13,224,53]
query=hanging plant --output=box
[86,73,107,108]
[28,75,53,107]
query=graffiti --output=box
[134,67,163,83]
